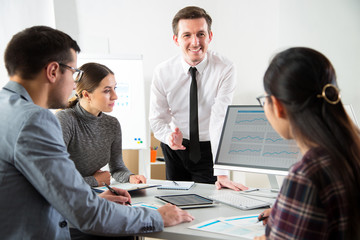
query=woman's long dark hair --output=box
[264,47,360,237]
[67,62,114,108]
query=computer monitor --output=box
[214,105,358,190]
[344,104,358,127]
[214,105,301,190]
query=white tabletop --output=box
[131,182,267,240]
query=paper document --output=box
[132,202,161,210]
[189,214,265,239]
[93,182,160,193]
[148,179,195,190]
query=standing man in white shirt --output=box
[149,6,248,190]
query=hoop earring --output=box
[316,83,341,104]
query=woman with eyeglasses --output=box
[254,47,360,239]
[56,62,146,187]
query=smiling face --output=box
[83,74,118,116]
[173,18,213,66]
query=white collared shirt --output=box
[149,50,236,176]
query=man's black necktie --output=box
[189,67,201,163]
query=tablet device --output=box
[155,194,215,209]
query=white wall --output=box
[0,0,55,87]
[52,0,360,117]
[2,0,359,115]
[1,0,360,185]
[278,0,360,119]
[52,0,280,108]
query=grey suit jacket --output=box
[0,81,163,239]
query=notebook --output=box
[147,179,195,190]
[93,183,160,193]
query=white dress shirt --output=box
[149,50,236,176]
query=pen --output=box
[257,213,269,223]
[173,181,179,186]
[103,182,131,206]
[243,188,259,193]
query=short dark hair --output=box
[172,6,212,36]
[4,25,80,80]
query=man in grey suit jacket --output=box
[0,26,193,239]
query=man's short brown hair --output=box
[172,6,212,36]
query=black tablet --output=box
[155,194,215,209]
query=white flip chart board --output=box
[78,55,148,149]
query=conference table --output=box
[130,182,268,240]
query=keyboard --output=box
[208,192,270,210]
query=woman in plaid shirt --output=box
[254,47,360,239]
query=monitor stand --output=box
[241,174,280,200]
[268,174,280,193]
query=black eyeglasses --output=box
[59,63,84,82]
[256,94,271,107]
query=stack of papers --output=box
[189,214,265,239]
[132,202,161,210]
[93,179,195,193]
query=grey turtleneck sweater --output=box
[55,103,133,187]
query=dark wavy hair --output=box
[172,6,212,36]
[5,26,80,79]
[67,62,114,108]
[264,47,360,238]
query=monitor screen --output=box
[344,104,358,127]
[214,105,301,176]
[214,104,359,176]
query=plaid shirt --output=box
[266,147,349,239]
